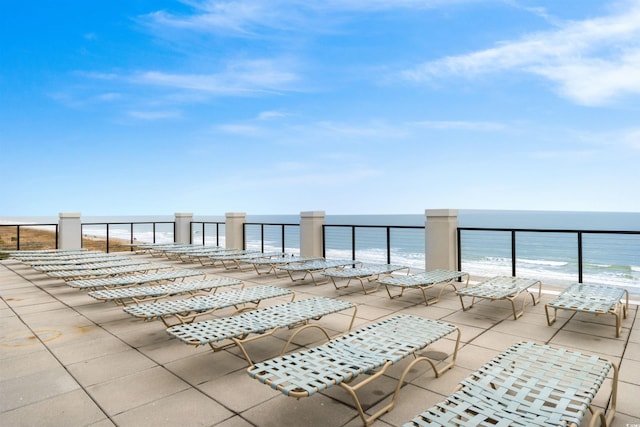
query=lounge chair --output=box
[277,259,359,285]
[33,258,150,272]
[378,269,469,305]
[166,296,357,365]
[25,254,132,267]
[322,264,410,294]
[545,283,629,337]
[178,247,235,263]
[195,249,260,267]
[146,244,202,257]
[159,245,223,260]
[456,276,542,320]
[125,242,191,255]
[216,251,286,271]
[87,277,243,306]
[66,269,205,290]
[123,285,294,327]
[5,248,89,256]
[12,250,108,262]
[248,314,460,426]
[247,255,321,277]
[47,262,173,281]
[404,341,617,427]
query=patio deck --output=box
[1,253,639,426]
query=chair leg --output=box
[545,304,558,326]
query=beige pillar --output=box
[174,213,193,244]
[425,209,459,271]
[225,212,246,249]
[58,212,82,250]
[300,211,325,258]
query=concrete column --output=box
[300,211,325,258]
[425,209,459,271]
[225,212,246,249]
[174,213,193,244]
[58,212,82,250]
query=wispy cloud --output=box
[257,110,289,120]
[141,0,479,36]
[129,59,299,95]
[49,91,123,108]
[401,1,640,105]
[128,110,182,120]
[410,120,507,131]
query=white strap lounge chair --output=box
[87,277,243,306]
[66,269,205,290]
[456,276,542,320]
[378,269,470,305]
[322,264,410,294]
[197,249,262,268]
[215,251,285,271]
[166,296,357,365]
[33,258,151,272]
[160,245,223,260]
[404,341,618,427]
[126,242,191,255]
[147,244,202,257]
[13,251,108,262]
[5,248,89,256]
[123,285,294,327]
[248,256,322,277]
[248,315,460,426]
[277,259,359,285]
[178,247,236,263]
[545,283,629,337]
[47,262,173,281]
[26,254,132,267]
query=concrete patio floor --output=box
[1,253,639,426]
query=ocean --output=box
[2,210,639,295]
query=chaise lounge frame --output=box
[378,269,470,305]
[166,296,357,366]
[545,283,629,337]
[248,314,460,426]
[404,341,618,427]
[123,285,295,327]
[87,277,243,306]
[277,259,360,286]
[322,264,410,294]
[456,276,542,320]
[66,269,206,291]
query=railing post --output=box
[511,231,517,277]
[425,209,459,271]
[578,232,583,283]
[300,211,325,258]
[58,212,82,250]
[225,212,246,250]
[174,213,193,244]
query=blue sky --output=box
[2,0,640,216]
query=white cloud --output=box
[130,59,299,95]
[622,128,640,148]
[217,123,265,136]
[142,0,479,36]
[402,1,640,105]
[257,110,288,120]
[410,120,506,131]
[128,110,182,120]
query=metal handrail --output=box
[457,227,640,283]
[243,222,299,253]
[189,221,224,246]
[322,224,424,264]
[0,224,59,251]
[81,221,175,252]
